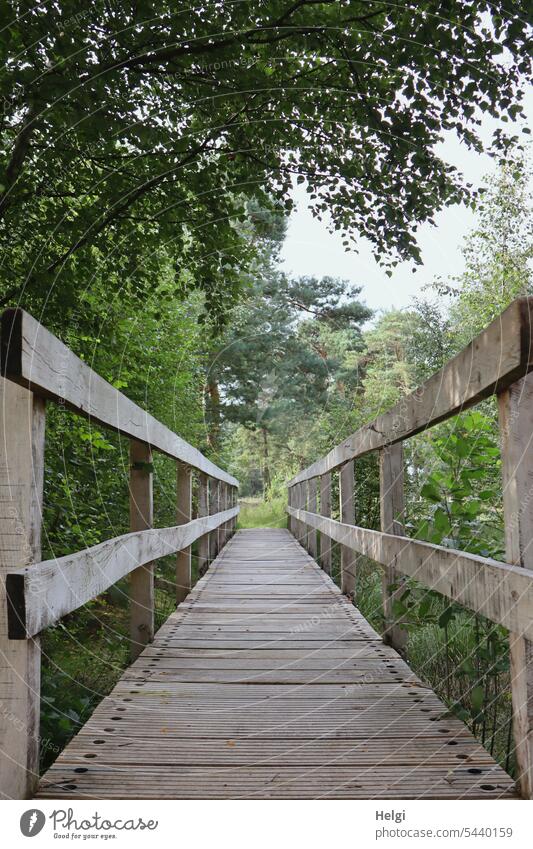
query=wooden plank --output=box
[176,462,192,604]
[129,440,154,660]
[0,309,237,486]
[0,379,44,799]
[288,506,533,639]
[38,764,516,800]
[6,507,239,638]
[36,528,516,801]
[498,370,533,799]
[339,461,356,599]
[44,736,499,768]
[380,444,408,654]
[319,473,332,574]
[289,297,533,485]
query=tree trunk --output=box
[205,378,221,450]
[261,427,271,494]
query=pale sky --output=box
[280,91,532,315]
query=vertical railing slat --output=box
[319,472,332,574]
[498,371,533,799]
[0,379,45,798]
[307,478,318,558]
[129,440,154,660]
[380,443,407,654]
[197,472,209,575]
[176,461,192,604]
[339,460,356,599]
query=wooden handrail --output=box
[289,297,533,486]
[287,296,533,799]
[7,507,239,639]
[1,308,237,486]
[287,506,533,641]
[0,310,239,798]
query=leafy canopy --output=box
[1,1,531,317]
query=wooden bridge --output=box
[1,300,533,800]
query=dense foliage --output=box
[1,1,531,325]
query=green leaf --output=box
[438,606,455,629]
[433,507,451,534]
[421,482,441,503]
[471,685,485,714]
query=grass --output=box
[237,496,288,529]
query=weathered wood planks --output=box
[6,507,239,638]
[288,507,533,641]
[37,529,516,800]
[0,308,237,486]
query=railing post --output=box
[307,479,318,559]
[220,483,229,548]
[208,477,218,563]
[301,480,309,551]
[498,371,533,799]
[287,485,293,535]
[129,440,154,660]
[339,460,356,599]
[319,472,332,574]
[379,443,407,654]
[296,482,304,545]
[217,481,225,553]
[228,485,233,538]
[176,461,192,604]
[232,485,238,536]
[198,472,209,575]
[0,379,45,798]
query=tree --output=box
[211,270,371,491]
[1,1,531,319]
[447,153,533,342]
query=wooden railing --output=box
[287,297,533,799]
[0,308,239,799]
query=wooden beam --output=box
[339,461,356,599]
[301,481,310,551]
[6,507,239,639]
[176,462,192,605]
[231,486,238,536]
[129,441,154,659]
[289,297,533,486]
[287,506,533,641]
[209,478,219,562]
[0,309,238,487]
[498,370,533,798]
[217,482,225,553]
[380,444,408,654]
[307,479,318,559]
[0,378,45,799]
[296,483,306,545]
[197,473,209,576]
[287,486,294,536]
[319,473,332,575]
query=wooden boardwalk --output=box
[38,529,517,799]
